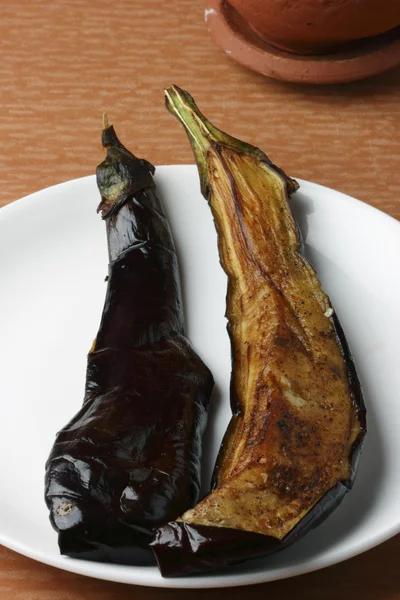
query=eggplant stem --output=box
[102,112,109,130]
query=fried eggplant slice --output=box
[151,86,366,576]
[44,118,214,565]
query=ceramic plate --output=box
[0,166,399,588]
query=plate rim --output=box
[1,168,399,231]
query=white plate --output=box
[0,166,399,588]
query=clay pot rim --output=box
[205,0,400,84]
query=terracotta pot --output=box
[227,0,400,54]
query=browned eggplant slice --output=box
[151,86,366,576]
[44,118,214,565]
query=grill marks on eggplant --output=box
[151,86,366,576]
[205,149,361,519]
[44,122,214,565]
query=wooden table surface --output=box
[1,0,399,598]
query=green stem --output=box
[165,86,253,197]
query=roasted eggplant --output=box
[45,118,214,565]
[151,87,366,576]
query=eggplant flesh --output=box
[44,123,214,565]
[151,86,366,576]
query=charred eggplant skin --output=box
[151,86,366,577]
[44,123,214,565]
[152,468,357,577]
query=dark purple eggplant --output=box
[44,118,214,565]
[150,86,366,576]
